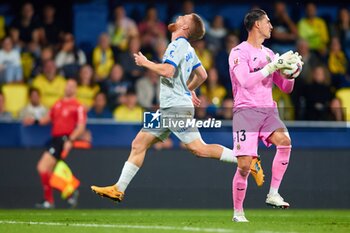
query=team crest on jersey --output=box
[233,58,239,65]
[237,144,241,150]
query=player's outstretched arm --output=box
[232,51,297,89]
[134,51,175,78]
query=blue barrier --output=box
[0,121,349,148]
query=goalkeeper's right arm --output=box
[232,51,297,89]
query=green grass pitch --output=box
[0,209,349,233]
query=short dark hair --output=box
[244,9,267,32]
[189,13,205,41]
[29,87,41,97]
[94,91,106,100]
[126,87,136,96]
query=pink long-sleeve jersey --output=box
[228,41,294,109]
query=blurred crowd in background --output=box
[0,0,349,122]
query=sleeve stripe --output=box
[164,59,178,68]
[192,63,201,71]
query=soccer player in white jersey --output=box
[229,9,302,222]
[91,13,264,203]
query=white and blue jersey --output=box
[160,37,201,108]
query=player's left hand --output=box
[191,91,201,107]
[134,51,148,67]
[280,52,304,79]
[62,140,73,159]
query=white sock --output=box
[269,187,278,195]
[220,147,237,163]
[116,161,140,192]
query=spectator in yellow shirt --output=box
[328,37,350,88]
[107,5,139,52]
[200,68,226,107]
[193,39,213,70]
[298,3,329,54]
[32,60,66,108]
[93,33,114,81]
[77,65,100,109]
[113,89,143,122]
[328,37,348,75]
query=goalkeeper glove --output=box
[281,52,304,79]
[261,50,298,76]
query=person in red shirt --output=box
[23,79,87,208]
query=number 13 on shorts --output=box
[234,129,248,153]
[235,130,246,142]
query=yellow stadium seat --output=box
[2,84,29,118]
[336,88,350,121]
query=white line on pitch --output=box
[0,220,239,233]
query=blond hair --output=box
[188,13,205,41]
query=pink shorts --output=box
[232,108,286,157]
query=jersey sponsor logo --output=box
[185,52,193,62]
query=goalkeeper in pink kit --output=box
[229,9,302,222]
